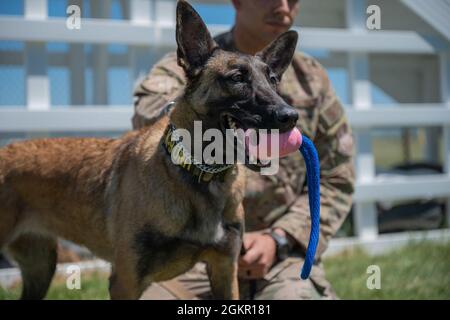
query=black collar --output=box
[161,123,234,184]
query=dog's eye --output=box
[230,73,244,83]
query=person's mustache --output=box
[265,14,292,26]
[265,19,291,26]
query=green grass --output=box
[0,272,110,300]
[1,241,449,300]
[323,241,450,300]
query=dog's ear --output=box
[257,31,298,80]
[176,0,217,78]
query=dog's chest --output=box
[185,202,226,245]
[133,181,241,282]
[182,185,230,245]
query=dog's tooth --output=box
[227,116,237,129]
[227,116,233,127]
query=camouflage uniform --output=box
[133,30,355,300]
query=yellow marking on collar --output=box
[162,123,233,183]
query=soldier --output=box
[133,0,355,300]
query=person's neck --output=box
[232,24,270,55]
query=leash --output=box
[247,134,320,300]
[298,135,320,280]
[247,128,320,280]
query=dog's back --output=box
[0,137,117,255]
[0,136,120,298]
[0,116,169,251]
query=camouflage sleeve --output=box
[272,65,355,259]
[132,52,186,129]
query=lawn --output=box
[1,241,449,300]
[323,241,450,299]
[0,272,110,300]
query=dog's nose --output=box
[275,107,299,131]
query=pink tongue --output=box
[245,127,302,160]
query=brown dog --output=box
[0,1,299,300]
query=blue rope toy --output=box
[298,136,321,280]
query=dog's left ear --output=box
[176,0,217,78]
[257,31,298,79]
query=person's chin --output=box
[265,22,290,36]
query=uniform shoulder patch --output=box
[337,131,354,157]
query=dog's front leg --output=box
[203,222,242,300]
[206,252,240,300]
[109,270,141,300]
[109,252,144,300]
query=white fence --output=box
[1,0,450,253]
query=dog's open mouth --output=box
[220,113,273,170]
[220,112,302,171]
[222,114,247,132]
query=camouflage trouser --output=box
[141,257,337,300]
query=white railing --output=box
[1,16,445,53]
[1,0,449,254]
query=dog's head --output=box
[176,0,299,171]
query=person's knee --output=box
[254,260,337,300]
[140,283,178,300]
[255,278,321,300]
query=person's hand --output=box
[238,231,277,279]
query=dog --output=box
[0,0,298,300]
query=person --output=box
[132,0,355,300]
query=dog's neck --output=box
[162,99,235,184]
[169,99,202,134]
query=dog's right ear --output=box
[176,0,217,78]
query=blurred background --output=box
[0,0,449,299]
